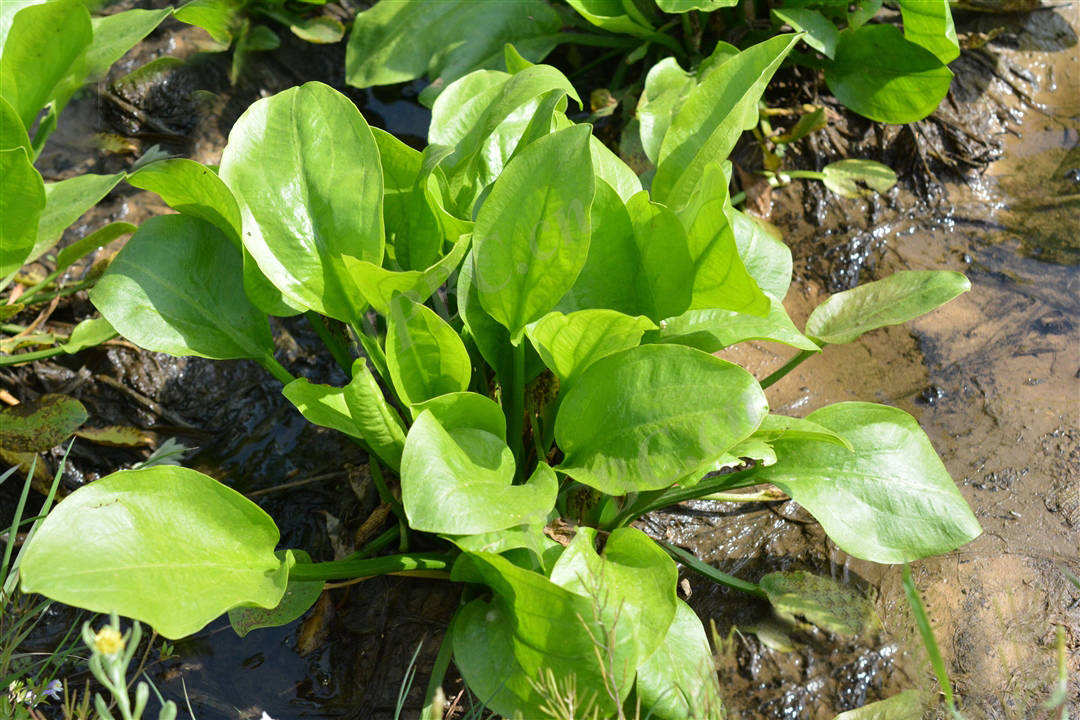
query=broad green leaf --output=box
[289,15,344,44]
[90,215,275,361]
[346,0,560,94]
[805,270,970,344]
[54,221,134,274]
[567,0,654,38]
[449,523,560,573]
[749,402,982,563]
[759,571,875,635]
[549,527,678,685]
[411,391,506,441]
[899,0,958,64]
[61,317,116,354]
[0,1,92,130]
[503,43,533,74]
[0,147,44,278]
[85,8,174,80]
[33,172,126,265]
[173,0,239,45]
[473,124,593,342]
[526,309,655,390]
[229,550,324,637]
[555,344,768,494]
[676,163,769,315]
[344,234,470,316]
[825,25,953,124]
[834,690,925,720]
[653,34,798,205]
[0,1,46,53]
[654,303,819,352]
[0,96,30,153]
[559,182,693,322]
[451,551,631,716]
[20,466,288,639]
[638,57,695,165]
[431,66,580,215]
[847,0,882,28]
[821,159,898,198]
[0,394,87,452]
[636,600,724,719]
[772,7,839,58]
[283,359,407,472]
[401,411,556,534]
[386,294,471,408]
[219,82,383,323]
[656,0,736,10]
[730,210,792,301]
[752,414,853,452]
[587,132,642,203]
[127,158,301,317]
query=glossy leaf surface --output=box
[344,235,469,316]
[386,294,471,408]
[556,345,768,494]
[656,0,736,10]
[805,270,970,344]
[637,57,695,164]
[526,309,655,390]
[655,304,818,352]
[229,550,324,637]
[90,215,274,361]
[772,7,838,58]
[34,172,125,264]
[0,96,30,153]
[899,0,958,64]
[636,600,724,719]
[20,466,288,639]
[0,147,44,278]
[752,414,852,451]
[61,317,117,354]
[750,402,982,563]
[86,8,174,80]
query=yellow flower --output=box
[93,627,125,655]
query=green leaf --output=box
[90,215,275,361]
[450,551,632,716]
[772,7,839,58]
[0,147,44,278]
[19,466,288,639]
[656,0,737,11]
[638,57,695,165]
[290,15,344,44]
[759,570,875,635]
[61,317,116,354]
[825,25,952,124]
[636,600,724,719]
[654,303,819,352]
[401,410,556,534]
[411,391,506,440]
[821,159,898,198]
[229,550,324,637]
[0,394,87,452]
[219,82,383,323]
[899,0,958,64]
[0,0,92,130]
[559,181,693,322]
[526,309,655,390]
[555,344,768,494]
[752,414,853,451]
[449,523,560,573]
[549,527,678,687]
[345,0,561,95]
[586,132,642,203]
[834,690,925,719]
[386,294,472,408]
[85,8,174,80]
[503,43,534,74]
[173,0,240,45]
[653,34,799,206]
[567,0,655,38]
[282,359,407,472]
[33,172,126,265]
[54,221,134,274]
[749,402,982,563]
[730,210,792,301]
[0,96,30,153]
[344,235,470,317]
[473,124,593,342]
[805,270,970,344]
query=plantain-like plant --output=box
[19,40,980,718]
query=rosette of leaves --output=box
[21,41,979,719]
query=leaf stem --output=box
[506,341,526,480]
[258,355,295,385]
[422,612,458,718]
[287,552,454,582]
[760,346,821,390]
[369,458,406,525]
[699,487,787,503]
[304,312,353,378]
[660,541,767,599]
[0,346,67,367]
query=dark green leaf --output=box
[772,7,839,58]
[805,270,970,344]
[0,147,44,278]
[825,25,952,124]
[0,394,87,452]
[229,550,324,637]
[20,466,289,639]
[386,294,472,408]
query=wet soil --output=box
[2,3,1077,719]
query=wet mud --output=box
[2,2,1077,719]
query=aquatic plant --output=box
[17,42,980,718]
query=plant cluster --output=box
[9,27,983,716]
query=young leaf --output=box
[805,270,970,344]
[0,146,44,278]
[228,550,324,637]
[343,234,470,316]
[825,25,952,124]
[449,523,561,574]
[899,0,959,65]
[61,316,117,354]
[636,600,724,719]
[821,159,898,198]
[219,81,384,323]
[19,466,289,639]
[401,410,556,534]
[0,394,87,452]
[654,304,819,353]
[90,215,275,361]
[730,210,792,301]
[749,402,982,563]
[0,95,30,154]
[33,172,126,264]
[555,345,769,494]
[637,57,695,165]
[346,0,561,95]
[652,34,799,206]
[411,391,506,441]
[526,309,656,391]
[473,124,593,342]
[772,7,839,58]
[85,8,174,80]
[173,0,239,45]
[386,294,472,408]
[568,0,655,37]
[752,414,853,451]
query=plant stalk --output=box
[287,552,454,582]
[760,347,820,390]
[258,355,295,386]
[506,341,526,480]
